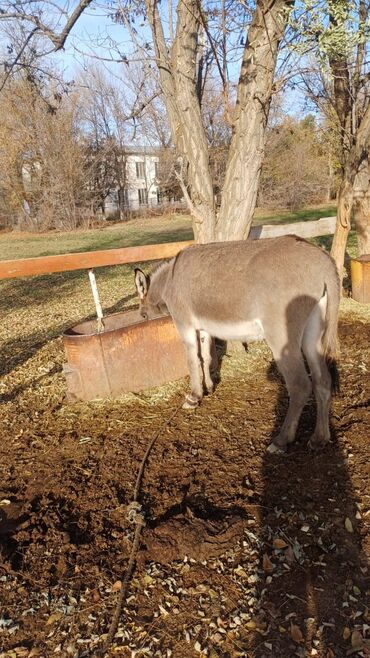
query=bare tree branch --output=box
[0,0,94,51]
[0,25,38,93]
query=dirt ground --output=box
[0,289,369,657]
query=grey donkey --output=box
[134,236,340,453]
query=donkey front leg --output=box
[181,329,204,409]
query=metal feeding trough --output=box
[351,254,370,303]
[63,310,188,402]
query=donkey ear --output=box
[134,268,149,299]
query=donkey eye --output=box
[141,310,148,320]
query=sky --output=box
[52,1,306,115]
[0,0,307,116]
[50,3,145,79]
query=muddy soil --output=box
[0,309,369,658]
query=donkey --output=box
[134,235,340,453]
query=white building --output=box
[105,150,160,215]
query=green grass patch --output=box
[0,213,193,261]
[253,204,336,225]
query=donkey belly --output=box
[196,317,264,342]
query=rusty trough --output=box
[63,310,188,402]
[351,254,370,303]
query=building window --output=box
[136,161,145,178]
[138,188,148,205]
[118,188,129,207]
[154,161,159,179]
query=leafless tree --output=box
[78,62,160,219]
[259,115,332,210]
[0,75,93,230]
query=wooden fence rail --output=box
[0,216,336,280]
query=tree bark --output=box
[330,177,353,281]
[217,0,293,241]
[353,157,370,255]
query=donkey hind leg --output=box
[267,337,312,454]
[181,329,204,409]
[302,298,332,450]
[199,331,216,394]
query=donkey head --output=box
[134,268,168,320]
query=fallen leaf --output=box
[263,553,274,573]
[343,627,351,640]
[345,517,354,533]
[234,565,248,578]
[245,620,257,630]
[273,538,288,549]
[290,623,304,643]
[46,611,63,625]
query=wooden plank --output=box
[0,216,337,280]
[249,215,336,240]
[0,240,194,280]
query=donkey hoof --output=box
[267,442,286,455]
[182,395,200,410]
[308,436,330,451]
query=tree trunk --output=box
[353,157,370,255]
[145,0,216,243]
[217,0,293,241]
[330,177,353,282]
[146,0,292,243]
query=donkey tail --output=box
[322,259,341,395]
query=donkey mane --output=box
[150,259,172,279]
